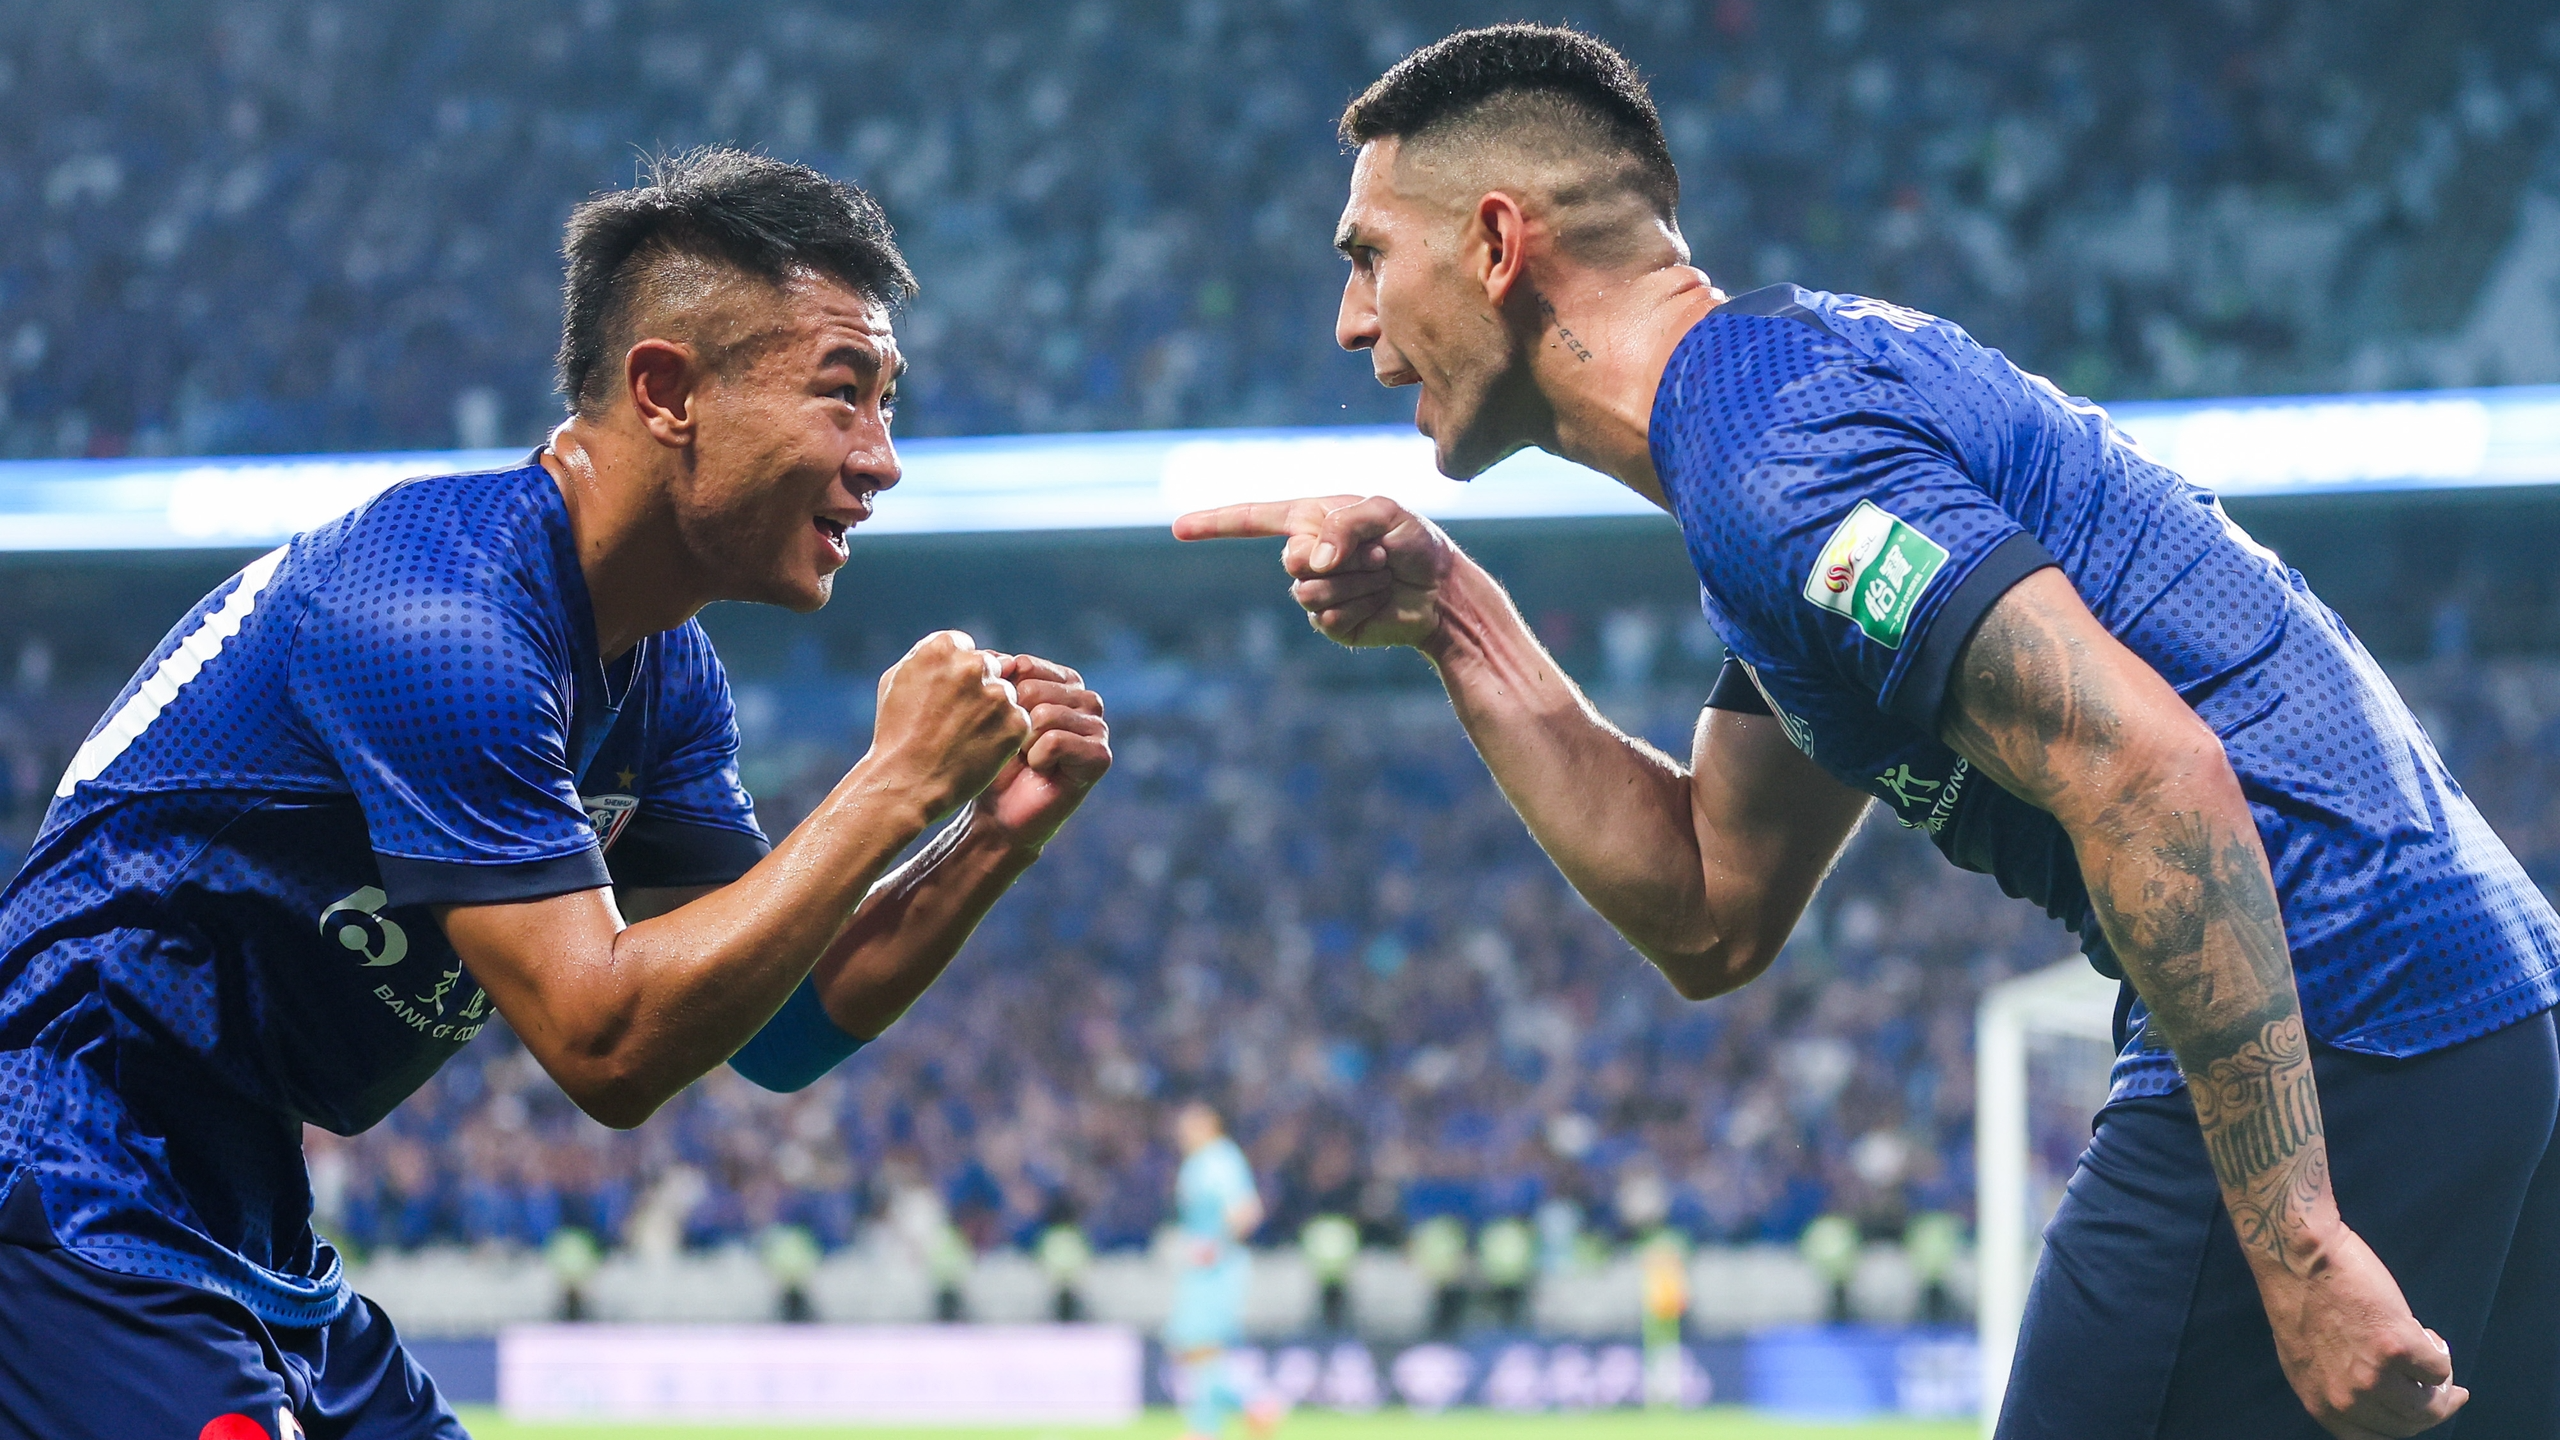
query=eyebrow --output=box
[1334,223,1361,258]
[821,345,907,384]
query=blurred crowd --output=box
[301,664,2024,1259]
[2,0,2557,459]
[5,605,2552,1263]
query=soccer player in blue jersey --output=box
[1180,26,2558,1440]
[0,148,1112,1439]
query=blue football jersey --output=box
[0,459,768,1324]
[1654,285,2560,1100]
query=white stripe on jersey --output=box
[56,545,289,799]
[1830,296,1935,332]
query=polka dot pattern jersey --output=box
[1653,285,2560,1100]
[0,459,765,1324]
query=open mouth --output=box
[813,516,850,561]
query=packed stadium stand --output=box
[5,503,2560,1311]
[1,0,2557,460]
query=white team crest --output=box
[581,792,640,850]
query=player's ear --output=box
[1471,191,1532,306]
[625,338,701,449]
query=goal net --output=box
[1975,957,2121,1436]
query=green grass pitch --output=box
[453,1407,1976,1440]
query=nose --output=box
[1336,271,1379,354]
[846,425,900,496]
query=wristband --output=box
[728,975,867,1093]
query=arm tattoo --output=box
[2191,1015,2328,1267]
[1944,587,2330,1277]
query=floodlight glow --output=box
[1,384,2556,552]
[2111,394,2498,492]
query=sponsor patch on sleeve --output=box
[1801,500,1949,649]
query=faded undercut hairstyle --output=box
[1340,24,1680,226]
[555,147,918,418]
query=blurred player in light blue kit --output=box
[1167,1101,1280,1440]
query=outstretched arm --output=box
[1176,495,1868,1000]
[1941,567,2463,1440]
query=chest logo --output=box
[319,887,408,968]
[1803,500,1950,650]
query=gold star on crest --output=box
[616,768,638,789]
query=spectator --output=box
[0,1,2553,459]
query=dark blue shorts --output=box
[1999,1007,2560,1439]
[0,1229,464,1440]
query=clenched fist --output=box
[970,653,1112,851]
[866,630,1033,817]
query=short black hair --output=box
[556,147,918,417]
[1340,24,1678,221]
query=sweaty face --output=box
[1335,141,1540,480]
[673,274,903,612]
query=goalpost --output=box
[1975,957,2121,1437]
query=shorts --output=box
[1998,1007,2560,1439]
[0,1217,464,1440]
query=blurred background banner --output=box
[471,1326,1976,1419]
[497,1322,1145,1423]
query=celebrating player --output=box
[0,148,1111,1439]
[1178,26,2557,1440]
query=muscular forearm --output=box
[2083,779,2333,1278]
[1941,587,2335,1282]
[1942,572,2475,1435]
[811,809,1041,1038]
[1418,556,1726,974]
[479,757,940,1125]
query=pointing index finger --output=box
[1172,493,1369,542]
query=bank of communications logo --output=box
[319,886,407,967]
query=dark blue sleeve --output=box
[289,495,607,909]
[1656,312,2056,730]
[729,975,867,1092]
[612,621,769,891]
[1705,654,1773,714]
